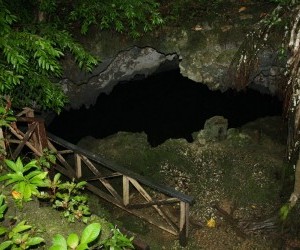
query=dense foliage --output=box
[0,0,163,113]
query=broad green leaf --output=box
[0,203,8,215]
[0,240,13,249]
[54,173,61,183]
[0,226,8,235]
[0,194,5,203]
[26,236,44,246]
[25,170,44,180]
[80,223,101,244]
[76,181,87,188]
[23,160,38,172]
[4,159,21,172]
[29,172,48,185]
[76,243,89,250]
[23,184,32,200]
[51,234,67,249]
[67,233,79,249]
[0,175,10,182]
[5,173,24,185]
[49,246,66,250]
[15,157,24,172]
[11,221,31,234]
[14,181,26,195]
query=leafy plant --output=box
[50,222,101,250]
[0,98,16,128]
[0,194,8,239]
[0,1,98,113]
[37,148,57,170]
[0,220,44,250]
[68,0,163,37]
[0,194,7,220]
[279,203,292,221]
[101,225,134,250]
[53,178,91,223]
[0,157,49,203]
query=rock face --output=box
[76,116,289,249]
[63,47,179,108]
[61,5,284,109]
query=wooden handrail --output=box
[47,132,194,204]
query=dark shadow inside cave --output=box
[48,69,283,147]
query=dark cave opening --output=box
[48,69,283,147]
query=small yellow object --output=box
[206,217,216,228]
[238,6,247,12]
[11,190,22,199]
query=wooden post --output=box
[36,120,48,150]
[0,127,6,158]
[179,201,189,247]
[123,175,130,206]
[24,108,40,151]
[75,154,82,178]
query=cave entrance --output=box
[48,68,283,147]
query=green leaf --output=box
[4,158,21,173]
[280,203,291,220]
[0,203,8,215]
[29,172,48,185]
[80,223,101,244]
[0,240,13,250]
[49,246,66,250]
[76,181,87,188]
[11,221,31,234]
[0,174,10,182]
[22,184,32,200]
[51,234,67,249]
[67,233,79,249]
[0,226,8,236]
[23,160,38,172]
[0,195,5,204]
[5,173,24,186]
[76,243,89,250]
[26,236,44,246]
[54,173,61,183]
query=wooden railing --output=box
[3,110,194,246]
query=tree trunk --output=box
[290,155,300,207]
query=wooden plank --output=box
[54,164,74,179]
[123,176,130,206]
[16,107,34,117]
[0,127,6,156]
[7,139,22,144]
[57,150,73,154]
[126,198,180,209]
[179,201,189,247]
[128,177,179,232]
[8,126,42,157]
[12,122,37,159]
[37,120,48,150]
[86,172,122,181]
[75,154,82,178]
[47,140,76,177]
[85,183,178,236]
[80,155,122,202]
[25,109,40,150]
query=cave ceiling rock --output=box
[63,46,179,109]
[62,22,285,109]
